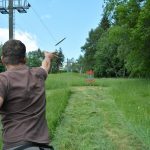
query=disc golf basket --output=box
[85,70,95,85]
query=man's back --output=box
[0,66,49,149]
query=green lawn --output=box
[0,73,150,149]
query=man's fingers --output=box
[44,51,59,59]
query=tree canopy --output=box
[80,0,150,78]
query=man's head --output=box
[1,39,26,65]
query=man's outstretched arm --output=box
[41,52,55,74]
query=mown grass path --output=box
[52,86,148,150]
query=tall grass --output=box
[109,79,150,147]
[46,88,71,138]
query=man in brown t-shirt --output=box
[0,40,55,150]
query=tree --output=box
[81,26,104,71]
[51,48,64,73]
[114,0,141,28]
[65,57,84,73]
[103,0,128,22]
[126,0,150,77]
[81,14,110,72]
[100,14,111,30]
[27,49,44,67]
[95,26,128,77]
[76,55,84,73]
[81,14,110,73]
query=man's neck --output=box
[6,64,26,70]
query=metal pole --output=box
[9,0,13,39]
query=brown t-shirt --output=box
[0,65,49,149]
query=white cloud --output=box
[0,28,8,44]
[0,28,38,52]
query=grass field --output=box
[0,73,150,149]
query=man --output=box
[0,39,55,150]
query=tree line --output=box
[78,0,150,78]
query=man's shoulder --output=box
[30,67,47,80]
[30,67,46,73]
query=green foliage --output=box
[27,49,44,67]
[64,57,83,73]
[50,48,64,73]
[81,26,104,71]
[100,14,111,30]
[104,0,128,20]
[95,26,128,77]
[81,15,110,72]
[80,0,150,78]
[114,0,141,27]
[127,0,150,77]
[76,55,84,73]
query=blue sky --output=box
[0,0,104,60]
